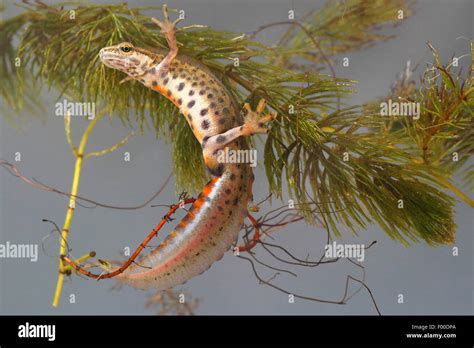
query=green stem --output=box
[52,114,102,307]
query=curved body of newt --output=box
[98,6,275,290]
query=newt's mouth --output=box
[98,48,110,61]
[99,50,122,70]
[98,48,111,66]
[99,48,118,64]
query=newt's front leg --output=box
[203,99,277,155]
[150,4,182,78]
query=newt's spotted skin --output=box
[99,6,276,290]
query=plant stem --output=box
[52,115,101,307]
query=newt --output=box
[98,5,276,290]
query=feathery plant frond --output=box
[365,42,474,194]
[0,0,465,246]
[0,10,45,124]
[267,100,456,245]
[274,0,414,69]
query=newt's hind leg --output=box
[238,212,260,253]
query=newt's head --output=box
[99,42,156,78]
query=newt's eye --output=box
[120,46,132,53]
